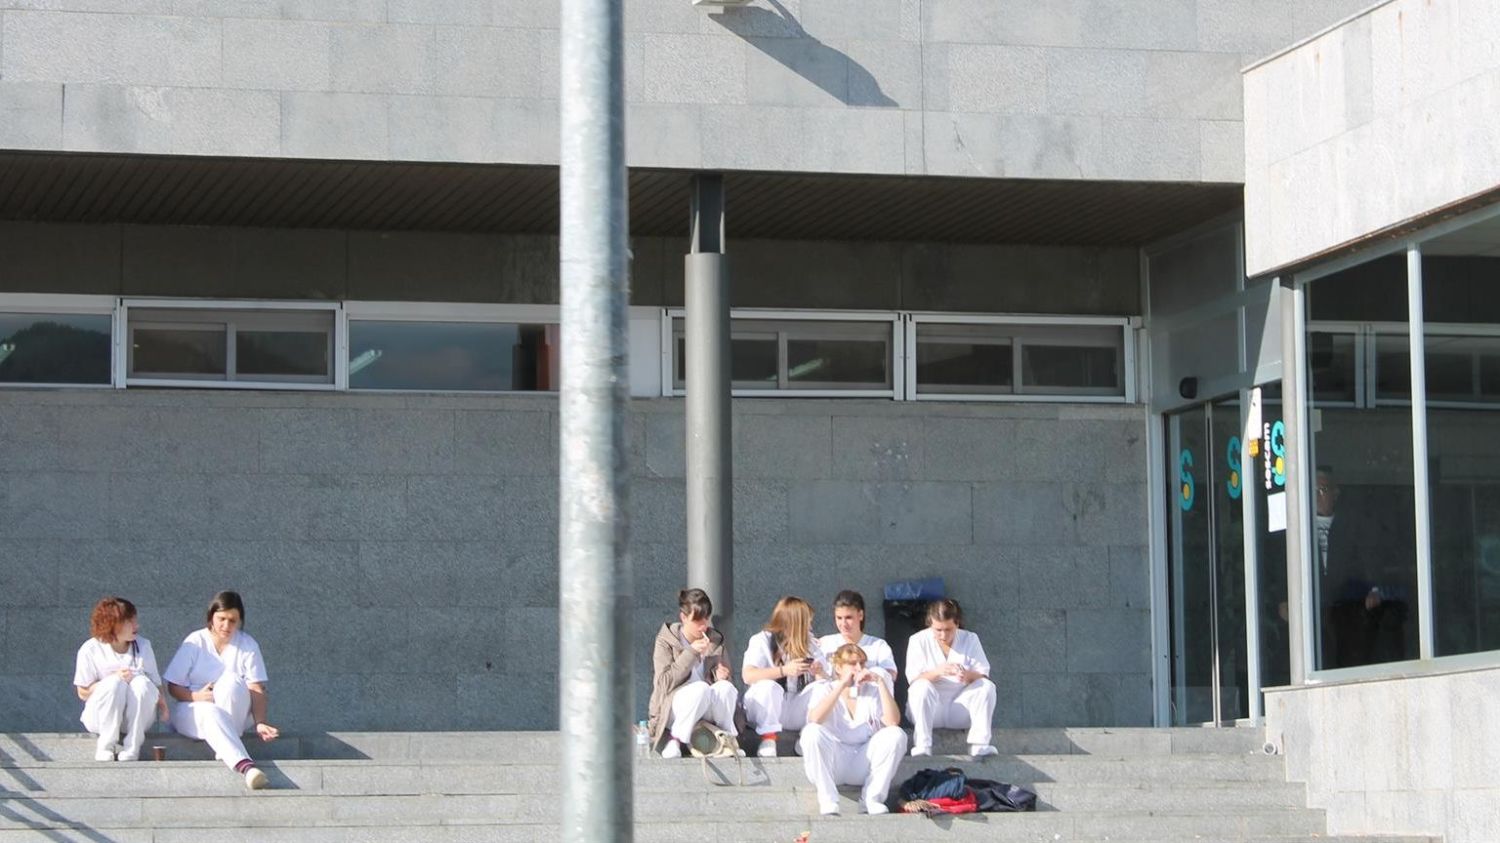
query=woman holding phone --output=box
[742,596,828,758]
[799,642,907,815]
[648,588,740,758]
[904,598,998,757]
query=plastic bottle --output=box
[635,720,649,758]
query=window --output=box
[345,303,559,393]
[124,303,336,388]
[0,304,112,386]
[908,317,1130,401]
[667,312,897,396]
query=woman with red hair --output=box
[73,596,168,761]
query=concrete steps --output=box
[0,728,1442,843]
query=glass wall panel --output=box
[1306,264,1421,669]
[349,321,557,391]
[1421,227,1500,657]
[0,312,111,385]
[1253,383,1292,688]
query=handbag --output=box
[968,778,1037,812]
[688,720,745,786]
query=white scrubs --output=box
[665,633,739,743]
[798,682,908,815]
[742,631,829,735]
[817,633,897,685]
[904,628,997,751]
[74,637,163,760]
[163,629,268,770]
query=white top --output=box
[807,681,886,745]
[817,633,897,681]
[744,630,829,695]
[163,629,268,691]
[73,637,163,689]
[679,632,705,683]
[904,628,991,684]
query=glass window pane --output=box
[237,330,329,378]
[1022,344,1118,390]
[1422,228,1500,657]
[0,312,111,385]
[1306,263,1421,670]
[349,321,557,391]
[731,337,778,387]
[915,324,1013,393]
[785,338,888,388]
[1374,334,1411,400]
[1307,331,1358,403]
[133,327,227,377]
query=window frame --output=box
[661,308,904,399]
[0,293,118,389]
[118,298,344,391]
[904,313,1136,403]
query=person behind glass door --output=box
[904,598,997,757]
[742,596,829,758]
[1315,466,1413,667]
[647,587,741,759]
[799,643,907,816]
[73,596,170,762]
[816,590,897,686]
[163,591,280,790]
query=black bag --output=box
[898,767,968,802]
[968,778,1037,812]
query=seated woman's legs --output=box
[954,678,997,751]
[116,675,159,761]
[779,684,817,732]
[742,679,786,735]
[859,725,908,813]
[82,675,130,759]
[172,672,253,771]
[904,678,941,754]
[666,680,733,744]
[797,723,845,815]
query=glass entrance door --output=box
[1166,399,1249,725]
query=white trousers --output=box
[906,677,996,750]
[743,679,816,735]
[170,671,254,770]
[798,723,908,814]
[666,679,739,744]
[81,674,159,759]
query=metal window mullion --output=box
[1407,245,1436,661]
[1202,411,1223,726]
[1012,337,1025,396]
[1288,279,1316,683]
[1240,387,1263,723]
[333,304,349,391]
[225,319,239,381]
[777,330,788,390]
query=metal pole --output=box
[559,0,631,839]
[1281,278,1312,683]
[685,174,733,646]
[1407,244,1436,661]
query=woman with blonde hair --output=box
[800,643,907,815]
[742,596,829,757]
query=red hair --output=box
[89,596,136,642]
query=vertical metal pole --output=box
[685,174,733,646]
[1407,244,1436,660]
[559,0,631,839]
[1282,278,1312,683]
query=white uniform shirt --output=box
[163,629,268,691]
[679,632,706,683]
[744,630,829,695]
[806,681,886,745]
[73,637,163,689]
[817,633,897,681]
[904,628,990,684]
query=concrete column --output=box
[685,174,733,646]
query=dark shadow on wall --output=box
[709,0,899,108]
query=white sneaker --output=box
[865,801,890,815]
[909,745,932,757]
[757,738,778,758]
[93,748,116,762]
[970,744,998,757]
[117,751,139,762]
[244,767,269,790]
[660,739,682,759]
[818,802,840,816]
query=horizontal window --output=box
[348,320,558,392]
[911,321,1126,398]
[126,307,334,386]
[671,317,894,393]
[0,311,112,385]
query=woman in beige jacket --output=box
[648,588,740,758]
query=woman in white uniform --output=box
[647,588,740,759]
[799,643,908,816]
[816,590,897,686]
[742,596,829,757]
[904,598,998,757]
[163,591,281,790]
[73,596,169,762]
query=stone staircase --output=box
[0,728,1440,842]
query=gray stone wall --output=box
[0,388,1151,731]
[0,221,1142,315]
[1266,668,1500,842]
[0,0,1374,182]
[1244,0,1500,275]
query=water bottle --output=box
[635,720,649,758]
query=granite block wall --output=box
[0,389,1152,731]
